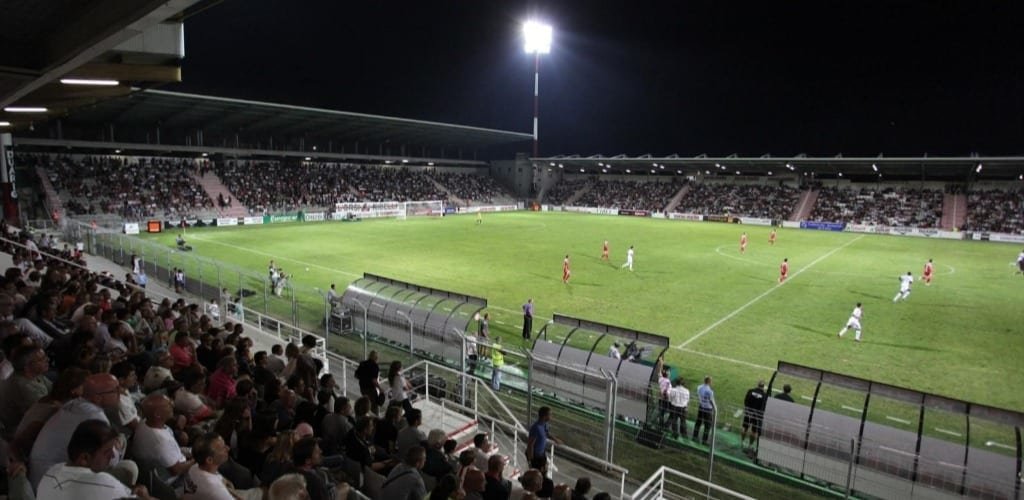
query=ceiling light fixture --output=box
[60,78,119,86]
[4,107,47,113]
[0,121,10,127]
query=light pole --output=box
[523,20,552,157]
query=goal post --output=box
[403,200,445,218]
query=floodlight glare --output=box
[523,21,552,54]
[60,78,119,86]
[4,107,47,113]
[0,121,10,127]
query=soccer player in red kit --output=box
[562,255,571,283]
[769,229,777,245]
[601,240,610,261]
[740,232,748,253]
[779,258,789,283]
[922,258,933,285]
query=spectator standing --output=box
[490,337,504,391]
[387,360,414,413]
[666,378,690,439]
[522,298,534,340]
[355,350,382,413]
[526,406,562,466]
[741,380,767,452]
[691,376,716,446]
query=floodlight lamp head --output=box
[523,21,552,54]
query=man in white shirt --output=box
[131,395,193,481]
[893,271,914,302]
[182,432,262,500]
[30,373,137,489]
[621,245,635,271]
[608,342,621,359]
[666,378,690,438]
[36,420,152,500]
[838,302,864,342]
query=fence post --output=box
[424,363,431,405]
[525,352,534,425]
[707,402,719,500]
[602,368,618,464]
[845,438,855,498]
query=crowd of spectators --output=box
[0,223,605,500]
[216,162,451,214]
[675,183,800,220]
[811,186,943,227]
[544,178,591,206]
[964,188,1024,234]
[216,161,360,214]
[430,172,512,205]
[574,179,684,212]
[27,155,213,219]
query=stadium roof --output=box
[533,154,1024,181]
[52,89,533,151]
[0,0,212,125]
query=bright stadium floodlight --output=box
[60,78,119,86]
[523,20,552,157]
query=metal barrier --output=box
[630,466,756,500]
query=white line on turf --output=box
[191,234,558,325]
[934,427,963,437]
[677,235,866,349]
[190,234,362,278]
[677,348,773,371]
[885,416,912,425]
[841,405,863,413]
[800,395,822,403]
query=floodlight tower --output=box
[523,20,552,157]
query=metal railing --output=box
[630,466,756,500]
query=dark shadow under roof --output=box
[64,89,532,150]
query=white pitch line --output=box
[677,348,773,371]
[841,405,864,414]
[677,235,866,349]
[190,234,361,278]
[934,427,963,437]
[800,395,822,403]
[885,416,912,425]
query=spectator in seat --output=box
[483,454,511,500]
[182,432,262,500]
[206,355,239,409]
[0,345,53,433]
[35,420,152,500]
[382,445,428,500]
[143,351,175,393]
[130,394,193,480]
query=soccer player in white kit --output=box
[838,302,863,342]
[621,245,635,271]
[893,271,914,302]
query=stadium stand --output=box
[544,178,592,205]
[429,171,514,205]
[574,179,685,212]
[215,160,360,214]
[26,154,213,219]
[675,183,800,219]
[809,185,944,227]
[964,188,1024,234]
[0,224,618,500]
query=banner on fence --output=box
[739,217,773,226]
[618,209,650,217]
[265,214,298,224]
[706,214,736,223]
[242,217,264,225]
[975,232,1024,243]
[217,218,238,227]
[844,224,962,240]
[800,221,846,231]
[667,212,704,221]
[459,205,519,214]
[123,222,139,235]
[304,212,325,222]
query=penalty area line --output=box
[676,234,866,349]
[189,234,361,278]
[677,348,773,371]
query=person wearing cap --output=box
[741,380,768,451]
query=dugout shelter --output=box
[760,361,1024,500]
[340,273,486,366]
[533,313,670,423]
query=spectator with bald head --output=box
[483,454,511,500]
[183,432,262,500]
[268,473,310,500]
[130,394,193,480]
[29,373,138,489]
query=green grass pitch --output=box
[146,211,1024,419]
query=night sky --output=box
[171,1,1024,157]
